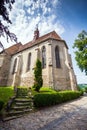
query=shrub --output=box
[34,93,61,107]
[59,91,81,102]
[33,59,43,92]
[85,87,87,93]
[34,91,81,108]
[0,101,4,111]
[80,90,84,96]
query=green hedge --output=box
[34,91,81,108]
[0,101,4,111]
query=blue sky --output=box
[1,0,87,84]
[60,0,87,84]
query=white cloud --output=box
[77,75,87,84]
[1,0,64,48]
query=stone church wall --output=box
[51,40,72,90]
[8,41,50,87]
[0,53,11,86]
[6,38,77,90]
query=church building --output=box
[0,28,77,90]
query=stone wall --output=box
[50,39,77,90]
[0,53,11,86]
[8,41,50,87]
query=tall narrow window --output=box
[42,46,46,68]
[26,53,31,71]
[12,58,17,74]
[18,55,23,74]
[55,46,61,68]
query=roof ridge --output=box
[2,31,67,55]
[17,31,63,53]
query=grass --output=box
[40,87,57,93]
[31,87,57,95]
[0,86,14,105]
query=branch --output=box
[0,0,15,23]
[0,21,17,49]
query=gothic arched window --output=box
[26,53,31,71]
[18,55,23,74]
[55,46,61,68]
[12,58,17,74]
[42,46,46,68]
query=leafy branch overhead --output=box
[73,30,87,75]
[0,0,17,49]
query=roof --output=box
[5,43,22,55]
[1,31,68,55]
[18,31,68,53]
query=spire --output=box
[33,25,39,41]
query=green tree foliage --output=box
[73,30,87,75]
[33,59,43,92]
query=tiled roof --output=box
[5,43,22,55]
[18,31,68,53]
[3,31,68,55]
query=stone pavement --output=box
[0,96,87,130]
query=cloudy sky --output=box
[1,0,87,84]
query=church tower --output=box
[33,26,39,41]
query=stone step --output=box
[8,110,24,116]
[15,98,33,102]
[3,91,34,121]
[7,109,33,116]
[15,102,33,106]
[3,107,34,121]
[3,115,22,121]
[17,96,29,98]
[12,106,31,110]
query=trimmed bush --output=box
[34,93,61,107]
[59,91,81,102]
[34,91,81,108]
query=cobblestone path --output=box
[0,96,87,130]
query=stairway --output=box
[3,87,34,121]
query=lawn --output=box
[40,87,57,93]
[0,87,14,105]
[31,87,57,95]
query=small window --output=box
[26,53,31,71]
[55,46,61,68]
[42,46,46,68]
[12,58,17,74]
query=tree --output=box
[73,30,87,75]
[0,0,17,49]
[33,59,43,92]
